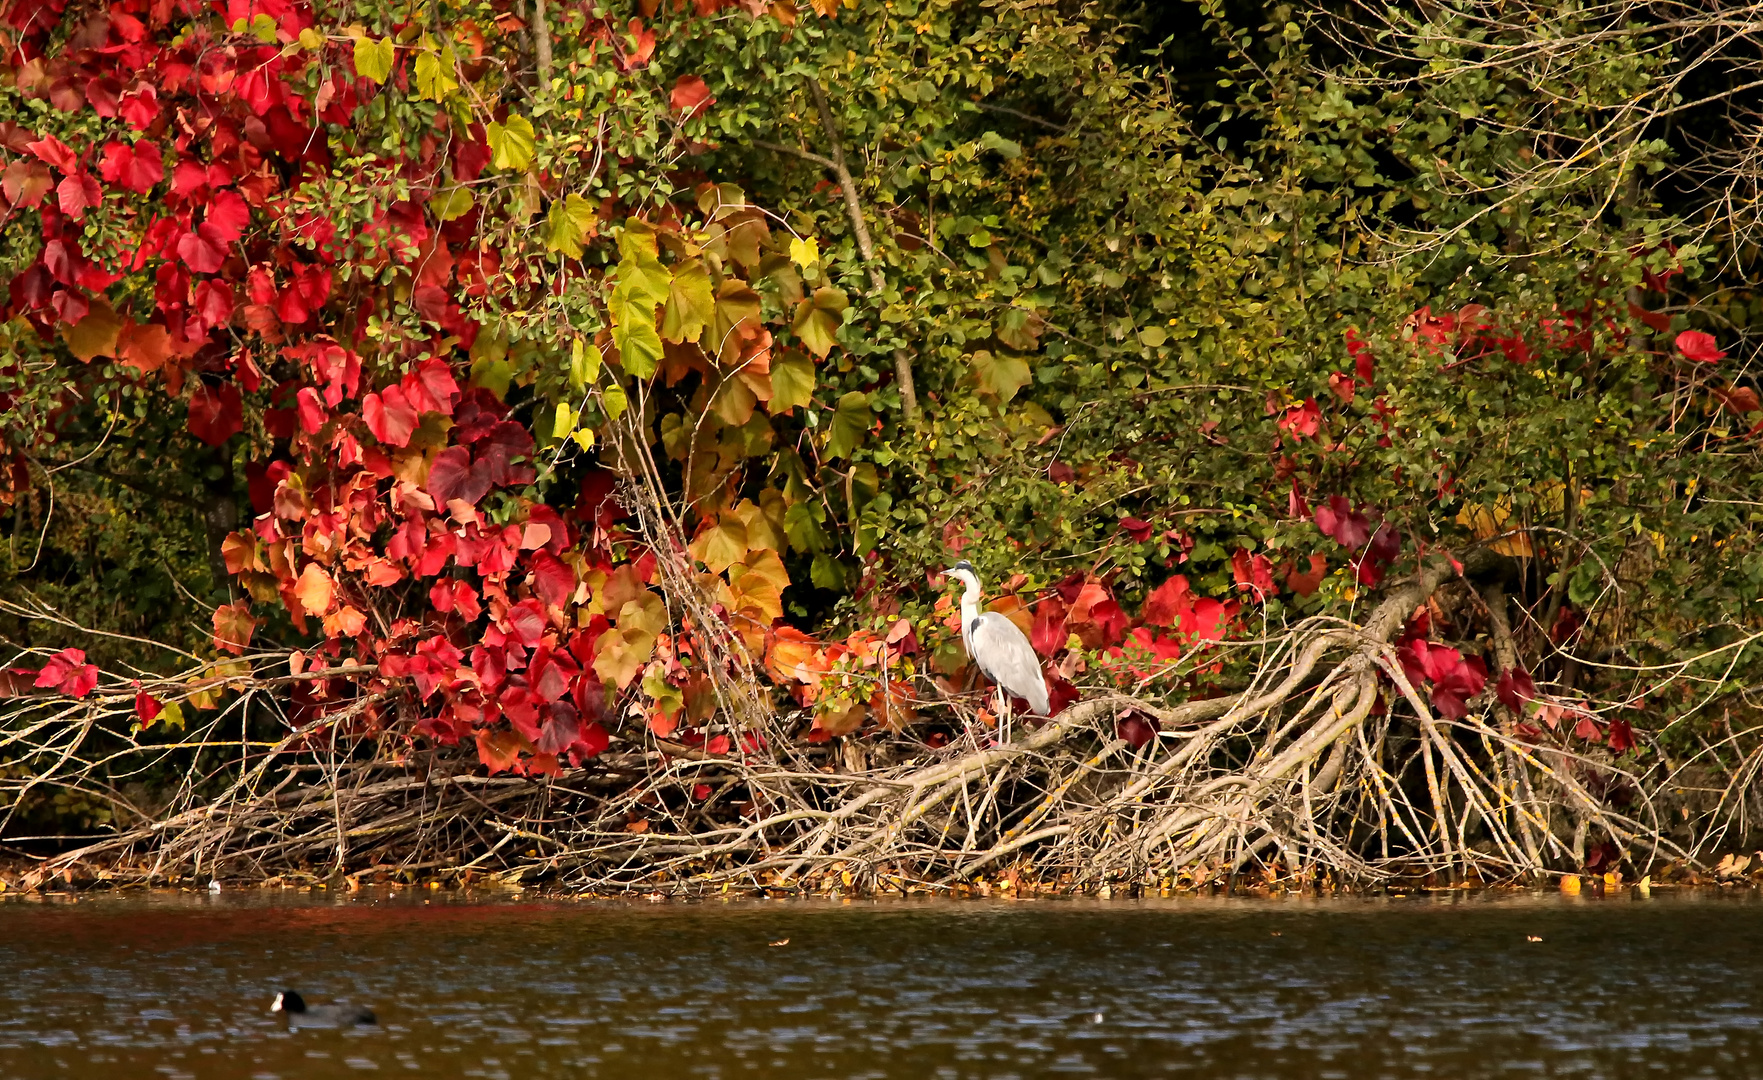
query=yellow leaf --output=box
[788,235,820,268]
[432,186,475,221]
[690,518,749,574]
[486,115,536,171]
[353,35,395,84]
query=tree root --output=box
[0,563,1722,892]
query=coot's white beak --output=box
[270,993,284,1013]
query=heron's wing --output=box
[969,613,1052,715]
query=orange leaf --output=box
[323,605,367,638]
[212,602,257,656]
[293,563,335,616]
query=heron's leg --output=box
[996,685,1011,745]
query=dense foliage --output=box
[0,0,1758,880]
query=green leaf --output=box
[612,317,664,380]
[545,193,596,259]
[413,44,458,101]
[250,12,278,43]
[1137,325,1169,347]
[971,349,1032,403]
[354,35,395,84]
[157,700,186,731]
[432,186,475,222]
[614,221,671,305]
[826,390,870,460]
[783,500,826,553]
[793,286,848,357]
[661,257,715,344]
[487,115,536,171]
[996,307,1041,351]
[811,553,846,590]
[980,130,1023,159]
[550,403,577,442]
[767,350,816,415]
[470,355,513,400]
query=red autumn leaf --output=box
[1573,714,1604,742]
[192,279,234,330]
[506,599,548,648]
[57,172,102,219]
[204,190,251,244]
[27,135,79,172]
[1495,667,1537,711]
[530,551,576,608]
[1143,575,1194,629]
[134,691,163,726]
[1286,553,1328,596]
[212,602,257,656]
[2,160,53,208]
[295,387,327,433]
[1116,712,1158,749]
[34,648,99,698]
[187,383,244,446]
[1230,549,1275,599]
[1713,384,1761,416]
[362,385,418,447]
[1119,516,1153,543]
[98,140,164,193]
[1327,371,1356,403]
[177,228,226,274]
[692,782,713,801]
[1676,330,1725,363]
[428,445,492,506]
[118,84,160,129]
[1030,599,1068,657]
[1607,718,1637,754]
[1277,397,1321,439]
[670,74,714,118]
[403,359,461,415]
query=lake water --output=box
[0,889,1757,1078]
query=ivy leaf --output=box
[788,235,820,268]
[793,286,848,357]
[980,130,1023,159]
[569,339,602,391]
[212,602,257,656]
[293,563,336,616]
[690,518,748,573]
[768,350,815,414]
[187,383,243,446]
[602,383,629,423]
[432,186,474,221]
[412,45,458,101]
[487,115,536,171]
[826,390,871,460]
[545,193,595,258]
[353,35,395,84]
[661,257,715,344]
[593,626,654,689]
[611,312,664,379]
[970,349,1032,403]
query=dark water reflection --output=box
[0,889,1757,1078]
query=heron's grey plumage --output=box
[966,612,1050,715]
[945,563,1053,742]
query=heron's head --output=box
[943,560,980,594]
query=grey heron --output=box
[944,560,1051,743]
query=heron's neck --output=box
[959,579,981,626]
